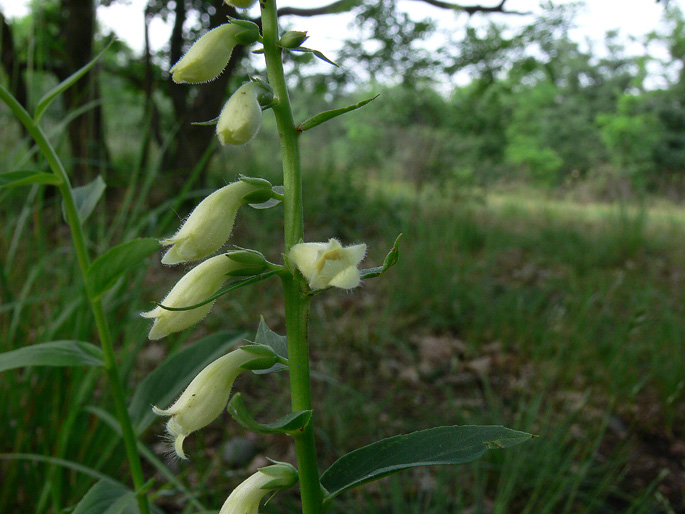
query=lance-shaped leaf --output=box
[228,393,311,434]
[0,170,61,188]
[154,270,281,312]
[359,233,402,280]
[34,39,115,123]
[128,331,246,433]
[289,46,338,67]
[320,425,534,503]
[71,479,136,514]
[86,238,161,301]
[63,175,106,225]
[0,341,104,372]
[297,95,379,132]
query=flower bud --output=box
[219,464,298,514]
[216,82,266,145]
[152,346,278,459]
[279,30,309,49]
[161,180,271,265]
[225,0,258,9]
[142,253,258,340]
[289,238,367,290]
[170,23,259,84]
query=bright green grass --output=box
[1,170,683,513]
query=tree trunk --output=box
[163,0,243,182]
[59,0,110,183]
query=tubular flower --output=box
[219,464,298,514]
[161,180,270,265]
[289,238,367,290]
[142,254,247,340]
[152,347,278,460]
[216,82,265,145]
[170,23,259,84]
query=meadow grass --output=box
[1,161,683,513]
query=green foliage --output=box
[320,426,533,502]
[0,340,104,371]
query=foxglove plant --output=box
[139,2,534,513]
[0,2,532,513]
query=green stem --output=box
[0,86,151,514]
[259,3,322,513]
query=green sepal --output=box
[258,461,299,490]
[228,17,260,31]
[238,344,281,370]
[360,233,402,279]
[227,393,312,435]
[191,116,219,126]
[242,189,276,204]
[297,95,379,132]
[0,170,62,188]
[279,30,309,48]
[253,316,288,374]
[248,185,283,210]
[227,248,267,265]
[250,76,274,106]
[239,175,272,188]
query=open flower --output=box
[216,82,265,145]
[170,23,258,84]
[153,346,278,459]
[289,238,366,290]
[142,253,249,340]
[161,180,270,265]
[219,463,298,514]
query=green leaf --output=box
[128,331,246,433]
[34,39,115,123]
[320,425,534,502]
[63,175,106,225]
[0,341,104,372]
[227,393,311,434]
[297,95,379,132]
[0,170,61,188]
[72,479,136,514]
[155,270,281,311]
[87,238,161,301]
[252,316,288,374]
[289,46,339,67]
[359,233,402,279]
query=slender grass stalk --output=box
[259,2,323,512]
[0,85,151,514]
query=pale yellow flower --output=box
[289,238,366,290]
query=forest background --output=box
[1,0,684,513]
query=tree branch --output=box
[277,0,527,18]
